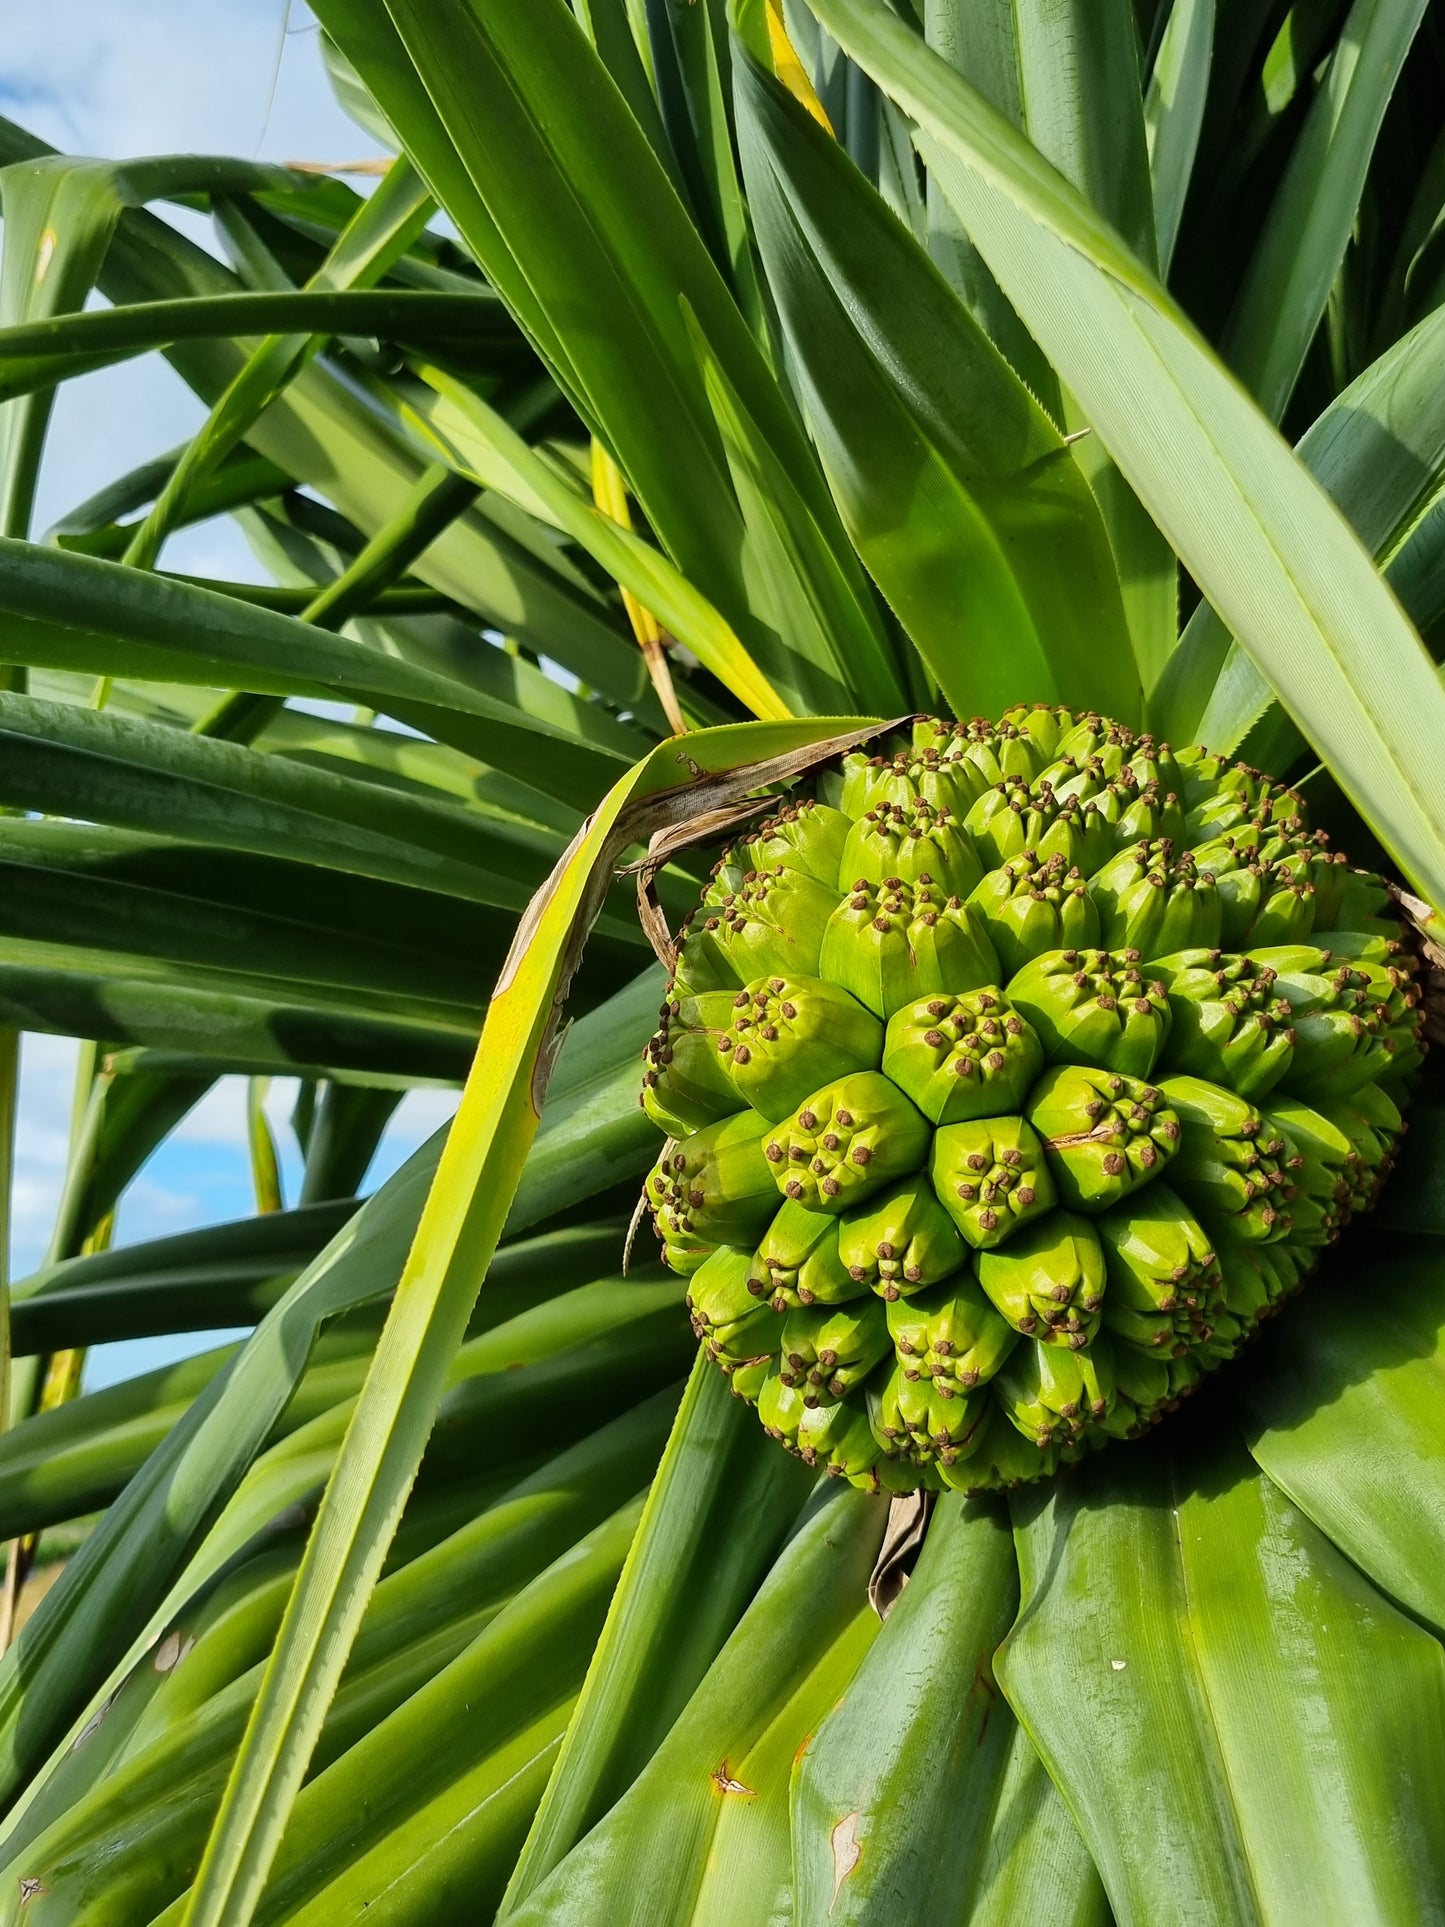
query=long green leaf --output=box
[0,288,521,405]
[0,825,532,1016]
[296,1081,403,1207]
[47,444,293,560]
[0,942,479,1082]
[231,492,666,761]
[680,1605,877,1925]
[792,1491,1106,1926]
[267,1712,564,1927]
[402,369,793,720]
[0,154,288,540]
[681,305,903,717]
[240,1503,644,1927]
[125,159,437,573]
[1000,1428,1445,1925]
[0,539,628,810]
[643,0,769,335]
[180,717,871,1926]
[736,53,1140,722]
[503,1486,886,1925]
[1154,301,1445,758]
[1004,0,1177,690]
[1010,0,1157,269]
[316,0,901,717]
[2,1402,675,1919]
[502,1358,813,1908]
[0,969,659,1825]
[1219,0,1428,424]
[808,0,1445,914]
[1144,0,1215,275]
[919,0,1062,413]
[574,0,686,203]
[1239,1233,1445,1638]
[9,1202,359,1353]
[44,1058,216,1266]
[165,1278,687,1640]
[0,694,580,912]
[0,118,649,708]
[0,1343,242,1540]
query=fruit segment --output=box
[1153,949,1296,1098]
[835,1178,966,1299]
[1028,1066,1181,1211]
[838,799,984,896]
[762,1072,931,1214]
[969,851,1101,975]
[1007,947,1170,1077]
[883,988,1044,1123]
[716,974,883,1122]
[1090,837,1223,959]
[931,1115,1056,1248]
[820,877,1001,1017]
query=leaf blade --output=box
[179,718,871,1927]
[807,0,1445,911]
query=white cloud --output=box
[10,1034,83,1277]
[7,1,386,555]
[3,0,403,553]
[1,2,376,168]
[113,1171,205,1235]
[170,1075,254,1149]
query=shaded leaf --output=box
[736,55,1140,721]
[1001,1427,1445,1925]
[809,0,1445,913]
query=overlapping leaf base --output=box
[642,710,1423,1493]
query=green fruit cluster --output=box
[640,710,1422,1494]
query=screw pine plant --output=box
[647,710,1420,1491]
[0,0,1444,1922]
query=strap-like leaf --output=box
[315,0,898,717]
[0,539,629,812]
[179,718,870,1926]
[1145,0,1215,275]
[1219,0,1429,425]
[403,370,794,721]
[808,0,1445,915]
[502,1486,885,1925]
[1001,1429,1445,1925]
[1239,1234,1445,1640]
[9,1201,359,1352]
[1155,302,1445,762]
[0,970,661,1826]
[0,288,522,405]
[502,1358,813,1908]
[791,1492,1106,1925]
[0,694,579,911]
[735,54,1140,721]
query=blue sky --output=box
[2,3,459,1385]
